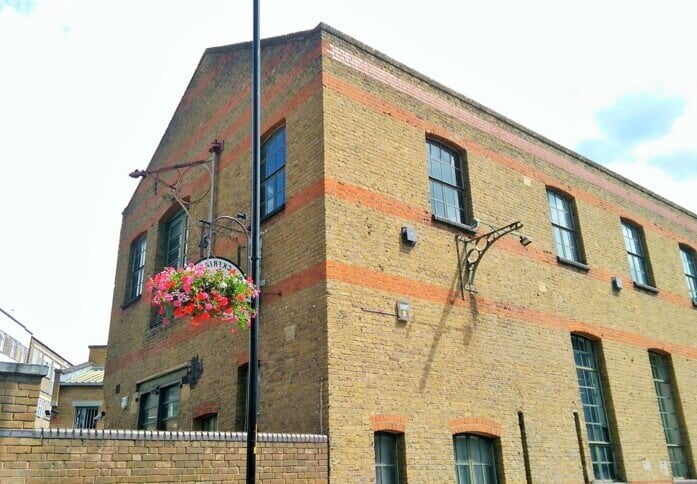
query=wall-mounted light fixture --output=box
[456,221,532,295]
[396,299,410,322]
[611,277,623,291]
[519,235,533,247]
[401,225,418,246]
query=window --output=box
[235,364,248,431]
[196,413,218,431]
[164,210,188,268]
[374,432,399,484]
[74,406,99,429]
[127,235,147,302]
[680,246,697,301]
[572,335,618,481]
[454,434,498,484]
[649,352,689,479]
[621,221,652,287]
[427,139,470,225]
[261,126,286,219]
[547,189,583,264]
[138,383,181,430]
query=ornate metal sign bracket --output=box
[456,221,526,296]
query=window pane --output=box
[572,335,617,481]
[680,247,697,299]
[427,140,468,224]
[547,190,582,262]
[374,432,398,484]
[622,222,651,284]
[649,352,688,477]
[165,211,187,268]
[454,434,496,484]
[261,126,286,218]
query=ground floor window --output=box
[454,434,497,484]
[138,383,181,430]
[649,352,689,479]
[195,413,218,431]
[74,406,99,429]
[375,432,400,483]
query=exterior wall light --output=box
[612,277,623,291]
[401,225,417,246]
[396,299,410,322]
[519,235,532,246]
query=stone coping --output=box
[0,362,48,377]
[0,428,327,443]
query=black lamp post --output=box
[246,0,262,481]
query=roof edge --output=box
[317,23,697,221]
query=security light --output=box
[519,235,532,247]
[396,299,410,322]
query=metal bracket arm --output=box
[457,221,524,295]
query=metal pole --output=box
[246,0,261,481]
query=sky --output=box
[0,0,695,363]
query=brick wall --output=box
[1,371,328,482]
[104,27,328,436]
[101,23,697,483]
[0,429,328,482]
[50,384,103,429]
[0,363,47,430]
[319,25,697,483]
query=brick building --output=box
[51,345,106,429]
[104,24,697,482]
[0,307,72,428]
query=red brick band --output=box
[370,414,406,433]
[449,417,501,438]
[193,401,220,418]
[327,43,697,234]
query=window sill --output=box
[632,281,659,294]
[121,294,142,310]
[431,214,478,234]
[556,256,590,272]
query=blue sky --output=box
[577,92,697,180]
[0,0,35,14]
[0,0,695,361]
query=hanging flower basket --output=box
[146,263,258,332]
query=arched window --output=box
[126,234,147,303]
[453,434,497,483]
[374,431,400,483]
[621,220,653,287]
[571,335,618,481]
[164,210,187,269]
[679,245,697,301]
[546,189,584,264]
[649,351,689,479]
[261,125,286,219]
[427,139,470,225]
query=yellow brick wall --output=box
[102,23,697,483]
[51,385,103,429]
[0,432,328,482]
[0,368,44,430]
[104,29,328,435]
[320,27,696,483]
